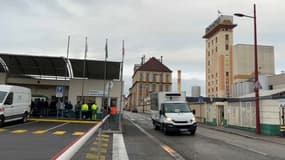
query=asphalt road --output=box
[0,119,96,160]
[123,112,285,160]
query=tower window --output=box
[225,44,229,50]
[225,34,229,40]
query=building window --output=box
[159,85,163,91]
[216,47,218,52]
[152,84,156,92]
[165,85,169,91]
[140,72,143,81]
[146,73,149,81]
[166,74,170,82]
[225,34,229,40]
[208,42,210,48]
[216,87,218,91]
[152,74,156,82]
[160,74,163,82]
[225,44,229,50]
[208,51,210,56]
[208,61,210,66]
[215,37,218,43]
[211,40,213,45]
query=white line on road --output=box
[113,134,129,160]
[227,141,268,156]
[126,117,186,160]
[45,123,70,132]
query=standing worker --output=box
[91,102,97,120]
[111,105,118,120]
[81,102,89,120]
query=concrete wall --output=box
[0,73,7,83]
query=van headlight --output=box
[190,117,196,123]
[165,117,173,123]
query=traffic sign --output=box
[56,86,64,97]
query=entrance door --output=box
[218,105,224,126]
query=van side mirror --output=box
[192,109,196,115]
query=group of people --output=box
[74,101,98,120]
[31,98,118,121]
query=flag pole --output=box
[81,37,88,102]
[63,35,70,104]
[119,40,125,131]
[103,39,108,109]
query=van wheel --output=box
[154,123,160,130]
[0,116,4,127]
[22,113,28,123]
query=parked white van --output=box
[0,85,31,127]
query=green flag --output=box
[105,39,108,59]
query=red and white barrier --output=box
[51,115,110,160]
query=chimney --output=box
[177,70,181,92]
[160,56,163,63]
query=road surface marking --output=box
[0,128,7,132]
[113,134,129,160]
[85,153,106,160]
[227,141,268,156]
[101,134,110,138]
[53,131,66,135]
[72,132,85,136]
[93,142,108,147]
[96,137,109,142]
[45,122,69,132]
[29,118,98,124]
[90,147,107,153]
[11,130,27,133]
[32,130,47,134]
[127,117,186,160]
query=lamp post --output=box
[234,3,260,134]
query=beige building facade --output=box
[128,57,172,112]
[203,15,237,98]
[233,44,275,83]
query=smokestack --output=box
[160,56,163,63]
[177,70,181,92]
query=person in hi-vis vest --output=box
[91,102,97,120]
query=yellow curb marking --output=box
[0,128,7,132]
[100,134,110,138]
[11,130,27,133]
[95,137,109,142]
[90,147,107,153]
[28,118,99,124]
[85,153,106,160]
[32,130,47,134]
[53,131,66,135]
[92,142,108,147]
[72,132,85,136]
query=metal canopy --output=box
[0,53,121,80]
[70,59,121,80]
[0,53,68,77]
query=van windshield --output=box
[163,103,190,113]
[0,91,7,103]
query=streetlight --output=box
[234,4,260,134]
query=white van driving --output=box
[0,85,31,127]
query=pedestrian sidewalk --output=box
[199,123,285,145]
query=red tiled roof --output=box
[137,57,172,72]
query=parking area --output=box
[0,119,98,160]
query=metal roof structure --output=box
[70,59,121,80]
[0,53,121,80]
[0,53,68,77]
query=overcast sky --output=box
[0,0,284,96]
